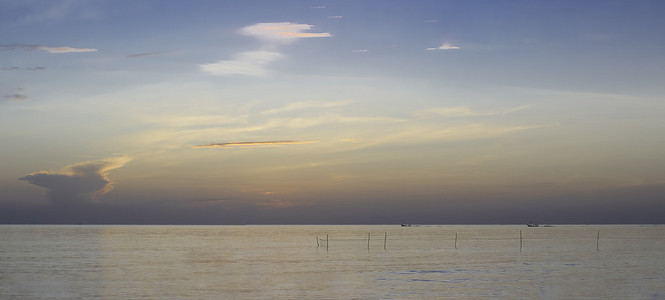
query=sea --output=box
[1,225,664,299]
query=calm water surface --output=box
[1,225,664,299]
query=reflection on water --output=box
[1,225,664,299]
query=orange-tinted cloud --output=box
[19,156,131,205]
[195,140,319,149]
[240,22,331,43]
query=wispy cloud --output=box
[126,51,176,58]
[420,105,530,117]
[19,156,131,206]
[1,44,97,53]
[340,138,360,143]
[2,66,46,71]
[328,16,343,19]
[352,49,368,53]
[426,43,461,51]
[261,100,351,115]
[3,88,28,102]
[37,45,97,53]
[140,114,247,128]
[372,123,546,148]
[202,22,330,76]
[120,111,400,151]
[240,22,331,44]
[195,141,319,149]
[261,114,402,130]
[201,51,283,76]
[4,94,27,101]
[508,86,643,103]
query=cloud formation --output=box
[260,100,351,115]
[426,43,461,51]
[3,88,28,102]
[240,22,331,44]
[37,46,98,53]
[201,51,283,76]
[19,156,131,206]
[421,105,530,117]
[202,22,330,76]
[340,138,360,143]
[4,94,27,101]
[1,44,97,53]
[2,66,46,71]
[261,114,402,130]
[126,51,175,58]
[195,141,319,149]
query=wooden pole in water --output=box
[455,232,458,249]
[520,230,523,251]
[326,234,329,250]
[596,229,600,251]
[384,232,387,250]
[316,236,319,248]
[367,232,371,250]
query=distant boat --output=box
[401,224,412,227]
[527,222,539,227]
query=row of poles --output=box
[317,232,388,250]
[317,230,602,252]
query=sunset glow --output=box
[1,0,664,224]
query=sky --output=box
[1,0,664,224]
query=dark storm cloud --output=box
[19,156,131,207]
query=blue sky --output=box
[1,0,664,224]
